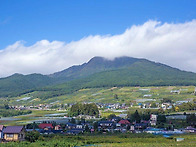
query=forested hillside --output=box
[0,73,54,97]
[1,56,196,98]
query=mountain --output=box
[1,56,196,98]
[0,73,54,97]
[49,56,141,81]
[54,58,196,88]
[38,57,196,99]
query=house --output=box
[0,125,5,140]
[134,123,148,130]
[143,94,152,98]
[66,128,84,135]
[118,119,131,127]
[111,116,121,122]
[130,125,135,132]
[98,121,114,127]
[76,124,83,129]
[175,101,189,105]
[185,126,196,133]
[115,120,130,133]
[170,90,180,94]
[66,122,77,130]
[161,103,171,110]
[54,125,62,130]
[3,126,26,141]
[166,115,187,120]
[38,123,53,130]
[98,121,114,131]
[143,127,164,134]
[150,114,157,126]
[118,114,127,119]
[77,115,96,119]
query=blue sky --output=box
[1,0,196,49]
[0,0,196,77]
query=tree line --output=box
[69,103,99,117]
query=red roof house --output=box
[38,123,53,130]
[118,120,131,125]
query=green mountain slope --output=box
[50,56,140,81]
[0,73,54,97]
[36,59,196,99]
[1,56,196,99]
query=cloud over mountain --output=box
[0,20,196,77]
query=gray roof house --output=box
[3,126,26,141]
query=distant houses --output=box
[170,90,180,94]
[98,121,114,132]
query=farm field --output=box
[0,110,67,126]
[1,86,195,125]
[10,86,196,106]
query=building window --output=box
[7,134,14,138]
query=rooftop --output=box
[3,126,24,134]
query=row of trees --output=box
[69,103,99,117]
[177,102,196,111]
[0,103,32,117]
[127,110,166,124]
[0,109,32,117]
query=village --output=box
[0,97,195,143]
[0,113,196,142]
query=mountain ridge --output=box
[49,56,141,80]
[1,56,196,98]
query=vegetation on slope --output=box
[0,73,54,97]
[34,60,196,99]
[1,56,196,99]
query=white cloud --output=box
[0,20,196,77]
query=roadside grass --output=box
[1,134,195,147]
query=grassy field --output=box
[10,86,196,106]
[1,134,195,147]
[0,110,67,126]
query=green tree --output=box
[131,110,141,123]
[107,114,116,120]
[69,103,99,117]
[93,122,98,131]
[157,115,166,123]
[161,98,172,103]
[70,118,76,124]
[85,125,90,132]
[4,104,9,109]
[114,94,118,100]
[25,131,40,142]
[151,103,157,108]
[186,114,196,127]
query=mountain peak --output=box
[50,56,140,80]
